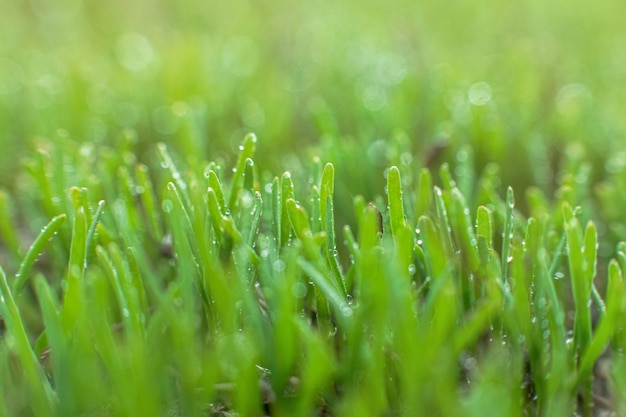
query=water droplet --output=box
[463,357,477,371]
[468,82,492,106]
[408,264,416,275]
[122,308,130,317]
[273,259,286,272]
[162,199,173,213]
[291,282,307,298]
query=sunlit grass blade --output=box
[12,214,66,294]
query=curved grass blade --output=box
[12,214,66,294]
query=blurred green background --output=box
[1,0,626,210]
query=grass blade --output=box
[501,186,515,283]
[0,265,56,416]
[229,133,257,210]
[387,166,406,239]
[12,214,66,294]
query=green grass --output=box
[2,0,626,416]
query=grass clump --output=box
[0,133,625,416]
[2,1,626,416]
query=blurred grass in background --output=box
[3,0,626,195]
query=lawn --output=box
[1,0,626,416]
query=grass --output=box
[2,0,626,416]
